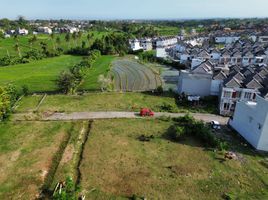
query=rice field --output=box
[111,58,162,92]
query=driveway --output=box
[43,112,229,124]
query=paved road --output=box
[44,112,229,124]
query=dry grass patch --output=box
[79,119,268,200]
[0,121,74,200]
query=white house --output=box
[129,39,143,51]
[17,28,29,35]
[37,27,53,34]
[229,93,268,151]
[178,70,212,97]
[140,38,153,51]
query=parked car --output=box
[140,108,154,117]
[211,120,221,130]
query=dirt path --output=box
[42,112,229,124]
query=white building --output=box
[37,27,53,34]
[129,39,143,51]
[156,36,177,58]
[229,93,268,151]
[140,38,153,51]
[17,28,29,35]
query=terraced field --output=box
[111,59,162,92]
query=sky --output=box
[1,0,268,20]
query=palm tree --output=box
[72,32,77,47]
[50,33,56,50]
[65,33,71,49]
[86,33,91,46]
[14,43,21,58]
[56,36,61,49]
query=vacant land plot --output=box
[79,55,115,91]
[0,55,81,92]
[16,92,178,113]
[80,119,268,199]
[112,58,162,92]
[0,121,76,199]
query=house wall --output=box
[156,48,167,58]
[178,71,212,96]
[229,96,268,151]
[210,80,223,96]
[219,87,258,116]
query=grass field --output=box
[0,121,76,199]
[0,55,82,92]
[0,31,112,57]
[16,92,177,113]
[80,118,268,199]
[15,92,218,114]
[79,55,115,91]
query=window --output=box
[224,103,230,110]
[258,123,262,130]
[244,92,252,99]
[223,91,232,98]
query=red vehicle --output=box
[140,108,154,117]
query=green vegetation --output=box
[0,121,75,199]
[167,115,227,150]
[79,55,114,91]
[15,92,218,114]
[80,118,268,199]
[0,84,21,120]
[57,50,101,94]
[16,92,176,113]
[0,55,82,92]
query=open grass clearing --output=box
[16,92,178,113]
[0,121,76,199]
[80,118,268,199]
[0,55,82,92]
[16,92,218,114]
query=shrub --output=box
[22,85,29,96]
[159,102,175,112]
[170,115,223,149]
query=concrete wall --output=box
[230,96,268,151]
[210,80,222,96]
[156,48,167,58]
[178,70,212,96]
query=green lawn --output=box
[0,55,82,92]
[79,55,115,91]
[17,92,178,113]
[16,92,218,114]
[0,121,76,200]
[80,118,268,199]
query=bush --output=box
[159,102,175,112]
[169,115,222,149]
[22,85,29,96]
[167,125,186,141]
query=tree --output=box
[50,33,56,50]
[14,43,21,58]
[81,40,86,49]
[72,32,77,47]
[65,33,71,48]
[57,71,77,94]
[56,36,61,49]
[86,33,91,45]
[98,74,111,91]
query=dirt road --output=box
[42,112,229,124]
